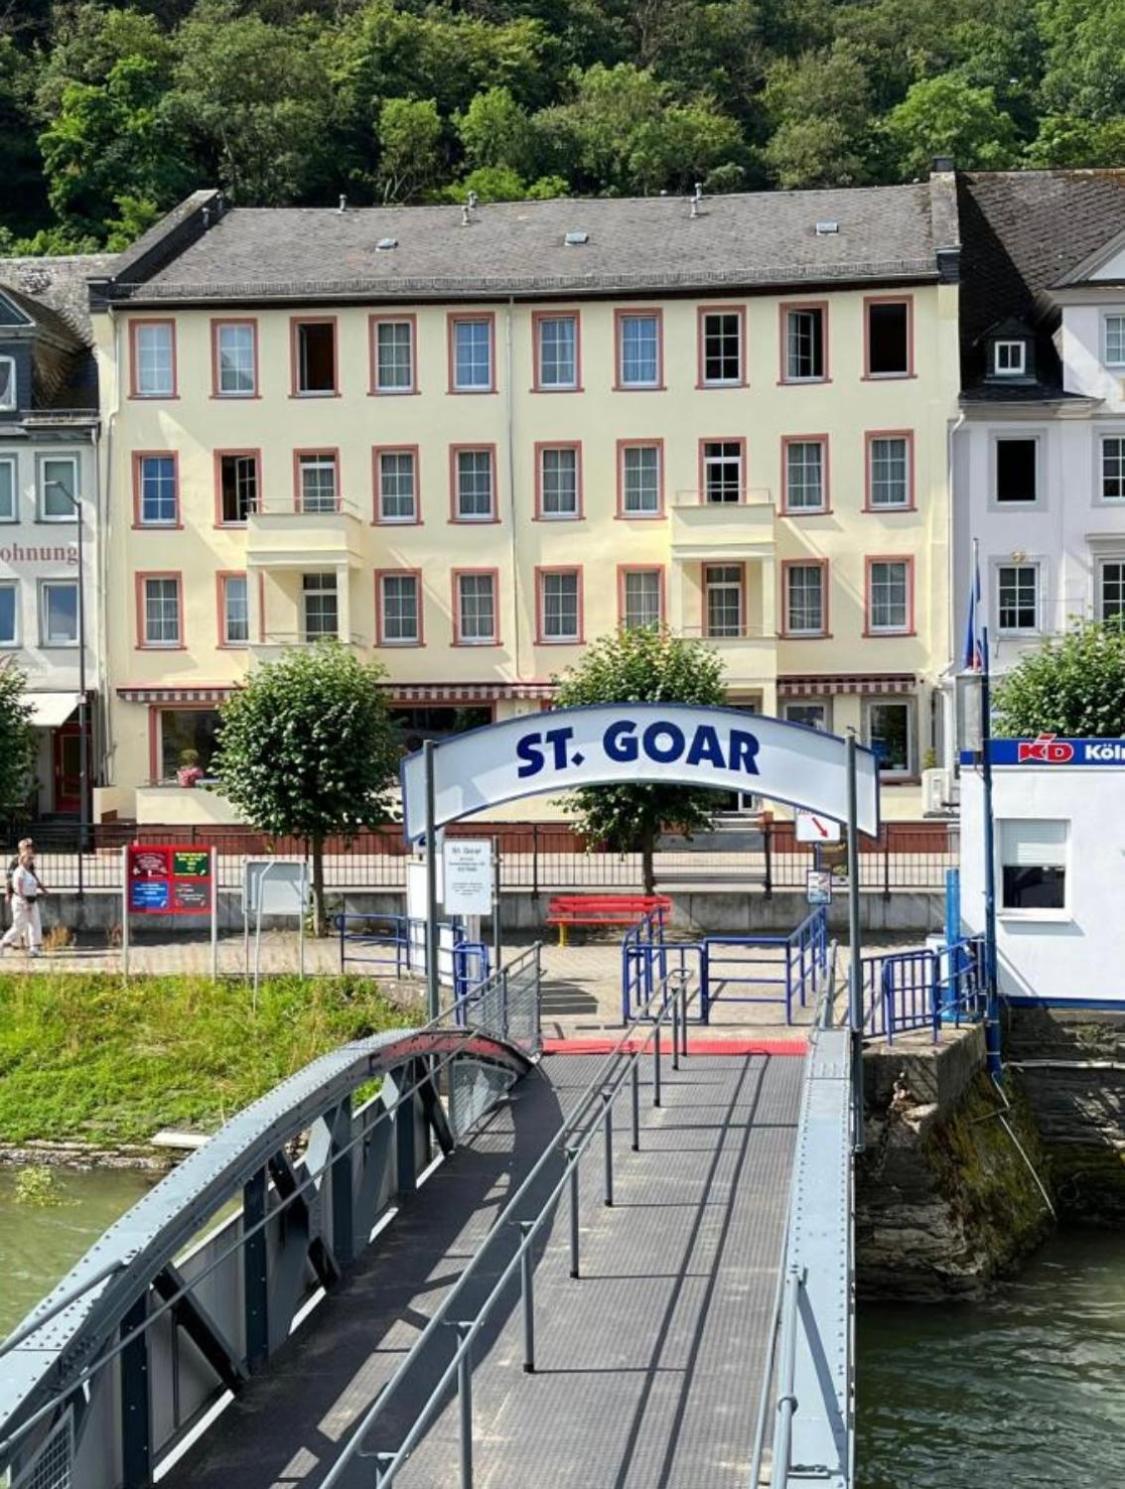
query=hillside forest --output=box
[1,0,1124,255]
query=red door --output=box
[52,724,81,813]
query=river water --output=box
[2,1176,1121,1481]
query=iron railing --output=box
[319,962,697,1488]
[861,935,987,1043]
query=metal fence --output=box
[11,817,958,897]
[861,936,987,1043]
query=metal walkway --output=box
[164,1049,801,1489]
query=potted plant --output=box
[176,748,204,788]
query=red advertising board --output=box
[127,844,213,915]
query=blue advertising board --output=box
[961,735,1125,767]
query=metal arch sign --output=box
[400,704,880,841]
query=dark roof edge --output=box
[91,190,224,301]
[929,166,962,283]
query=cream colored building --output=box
[90,176,962,824]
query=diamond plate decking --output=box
[162,1050,802,1489]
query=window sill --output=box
[861,372,915,382]
[533,514,584,522]
[214,521,249,530]
[369,388,421,397]
[373,518,423,527]
[536,637,582,646]
[136,643,187,652]
[453,639,501,648]
[37,516,79,525]
[615,511,665,521]
[377,640,424,649]
[777,378,832,387]
[217,642,249,650]
[211,392,261,401]
[864,629,915,638]
[614,384,666,393]
[448,516,501,525]
[780,507,833,518]
[133,523,184,531]
[289,391,340,399]
[863,504,916,514]
[129,393,179,402]
[531,386,584,394]
[448,388,498,396]
[696,381,748,391]
[998,909,1072,925]
[781,631,832,640]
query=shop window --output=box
[864,700,914,776]
[159,708,221,781]
[1000,819,1067,912]
[783,701,830,731]
[390,705,492,753]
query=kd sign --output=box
[400,704,880,842]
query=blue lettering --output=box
[686,725,724,769]
[604,720,638,762]
[543,726,574,769]
[729,729,760,776]
[516,732,544,779]
[643,722,685,763]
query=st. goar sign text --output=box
[400,704,879,841]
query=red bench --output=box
[546,894,672,946]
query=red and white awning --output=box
[382,683,556,703]
[117,686,236,704]
[777,673,916,698]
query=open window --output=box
[999,820,1067,913]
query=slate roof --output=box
[104,183,949,304]
[957,169,1125,394]
[0,255,113,413]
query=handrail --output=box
[0,959,540,1458]
[321,962,698,1487]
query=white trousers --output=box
[2,896,42,951]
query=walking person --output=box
[2,847,47,957]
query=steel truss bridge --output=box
[1,944,859,1489]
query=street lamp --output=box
[44,477,87,897]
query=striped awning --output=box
[382,683,556,703]
[777,673,916,698]
[117,686,235,704]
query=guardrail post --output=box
[763,818,773,898]
[531,825,540,900]
[519,1220,535,1372]
[374,1452,396,1486]
[338,911,346,972]
[500,967,510,1041]
[653,1023,662,1108]
[679,979,689,1059]
[243,1167,269,1373]
[567,1146,581,1278]
[601,1091,615,1207]
[883,827,891,901]
[630,1059,640,1151]
[120,1293,151,1489]
[453,1321,474,1489]
[671,992,680,1072]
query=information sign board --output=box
[795,811,842,844]
[127,843,213,916]
[442,839,493,916]
[806,869,833,906]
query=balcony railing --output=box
[246,498,364,566]
[248,496,363,518]
[676,625,774,641]
[249,632,370,655]
[669,489,775,557]
[671,487,773,508]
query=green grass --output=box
[0,974,419,1147]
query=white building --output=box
[961,739,1125,1006]
[950,169,1125,765]
[0,256,110,821]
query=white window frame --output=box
[782,700,831,732]
[374,319,415,394]
[298,455,338,514]
[540,570,580,643]
[618,313,661,389]
[1097,556,1125,623]
[785,563,825,636]
[998,818,1069,920]
[377,451,417,523]
[138,454,177,527]
[37,455,79,523]
[989,432,1044,511]
[380,573,420,645]
[622,569,662,629]
[536,315,578,391]
[621,444,661,516]
[863,698,915,780]
[216,322,256,396]
[0,354,16,410]
[993,340,1026,377]
[867,435,911,510]
[295,321,336,397]
[452,318,493,391]
[39,578,79,648]
[455,449,495,521]
[539,446,579,518]
[1103,312,1125,369]
[1098,434,1125,504]
[457,572,497,645]
[867,560,910,635]
[301,572,338,640]
[785,441,826,512]
[222,574,249,645]
[995,560,1041,636]
[702,441,743,504]
[703,563,743,638]
[0,455,17,523]
[133,322,174,398]
[701,311,742,387]
[785,307,825,382]
[142,577,181,648]
[0,579,18,647]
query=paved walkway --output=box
[162,1048,802,1489]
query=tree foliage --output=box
[2,0,1125,251]
[0,660,36,815]
[212,643,400,928]
[551,627,727,893]
[992,619,1125,738]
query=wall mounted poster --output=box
[128,843,213,915]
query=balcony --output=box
[246,497,365,569]
[248,631,370,664]
[670,488,775,561]
[676,625,778,685]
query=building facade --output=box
[90,178,962,825]
[951,170,1125,764]
[0,256,109,821]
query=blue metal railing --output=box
[701,906,828,1025]
[335,913,490,1002]
[620,905,669,1020]
[861,936,986,1043]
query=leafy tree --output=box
[442,166,569,203]
[212,643,400,932]
[552,627,727,894]
[883,74,1019,176]
[1025,114,1125,166]
[376,97,443,202]
[1039,0,1125,121]
[457,86,537,177]
[992,619,1125,738]
[762,42,874,187]
[0,661,36,815]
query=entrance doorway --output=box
[52,722,81,813]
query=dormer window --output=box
[994,340,1026,377]
[0,356,15,411]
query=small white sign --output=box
[795,811,842,844]
[243,859,309,917]
[806,868,833,906]
[442,838,493,916]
